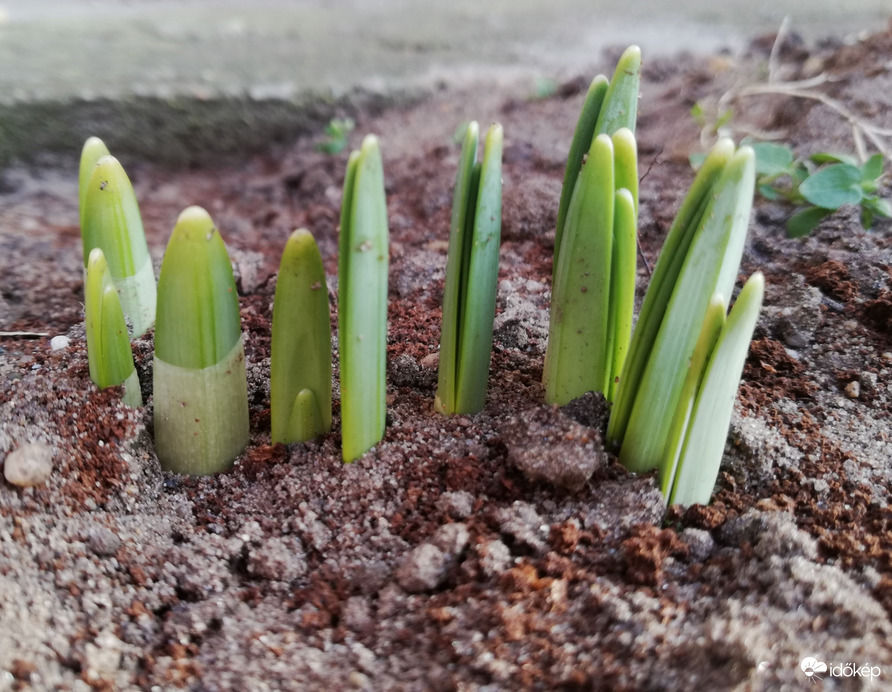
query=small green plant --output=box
[84,247,142,408]
[270,229,332,444]
[79,138,156,337]
[435,121,503,415]
[544,45,640,406]
[338,135,389,462]
[748,141,890,236]
[153,206,250,475]
[316,117,355,155]
[607,138,763,505]
[530,77,558,100]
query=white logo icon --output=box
[801,657,828,681]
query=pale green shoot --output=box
[153,206,249,475]
[435,121,503,415]
[84,247,141,408]
[271,229,332,444]
[338,135,390,462]
[80,144,156,337]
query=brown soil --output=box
[1,30,891,692]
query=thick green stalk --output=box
[668,272,765,506]
[607,187,637,402]
[338,135,389,462]
[617,145,755,473]
[270,229,332,444]
[607,139,736,447]
[80,152,156,337]
[436,121,479,415]
[658,294,726,496]
[84,248,141,408]
[455,123,503,412]
[153,206,249,475]
[544,134,615,405]
[436,122,503,415]
[612,128,639,214]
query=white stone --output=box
[50,335,70,351]
[3,442,54,487]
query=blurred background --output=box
[1,0,890,165]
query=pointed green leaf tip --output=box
[84,247,142,408]
[79,137,110,231]
[154,206,242,370]
[79,142,156,337]
[271,229,332,444]
[153,206,249,475]
[338,135,389,462]
[554,45,640,277]
[436,121,503,415]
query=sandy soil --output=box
[1,29,891,691]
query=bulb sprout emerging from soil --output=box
[607,138,763,506]
[79,139,156,337]
[545,45,641,407]
[436,120,503,415]
[270,229,333,444]
[84,247,142,408]
[153,205,249,475]
[338,135,390,462]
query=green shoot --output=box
[84,247,142,408]
[435,121,503,415]
[553,45,641,278]
[316,118,355,155]
[79,141,156,337]
[665,272,765,506]
[338,135,389,462]
[608,139,755,475]
[78,137,110,230]
[544,128,638,406]
[270,229,332,444]
[153,206,249,475]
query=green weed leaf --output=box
[757,183,780,201]
[787,206,832,237]
[810,152,859,167]
[861,153,884,181]
[798,163,863,209]
[860,195,892,229]
[750,142,794,177]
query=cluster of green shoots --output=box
[80,44,771,507]
[79,135,391,471]
[545,46,765,506]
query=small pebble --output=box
[881,352,892,363]
[419,352,439,369]
[87,527,123,557]
[844,380,860,399]
[3,442,54,487]
[50,335,70,351]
